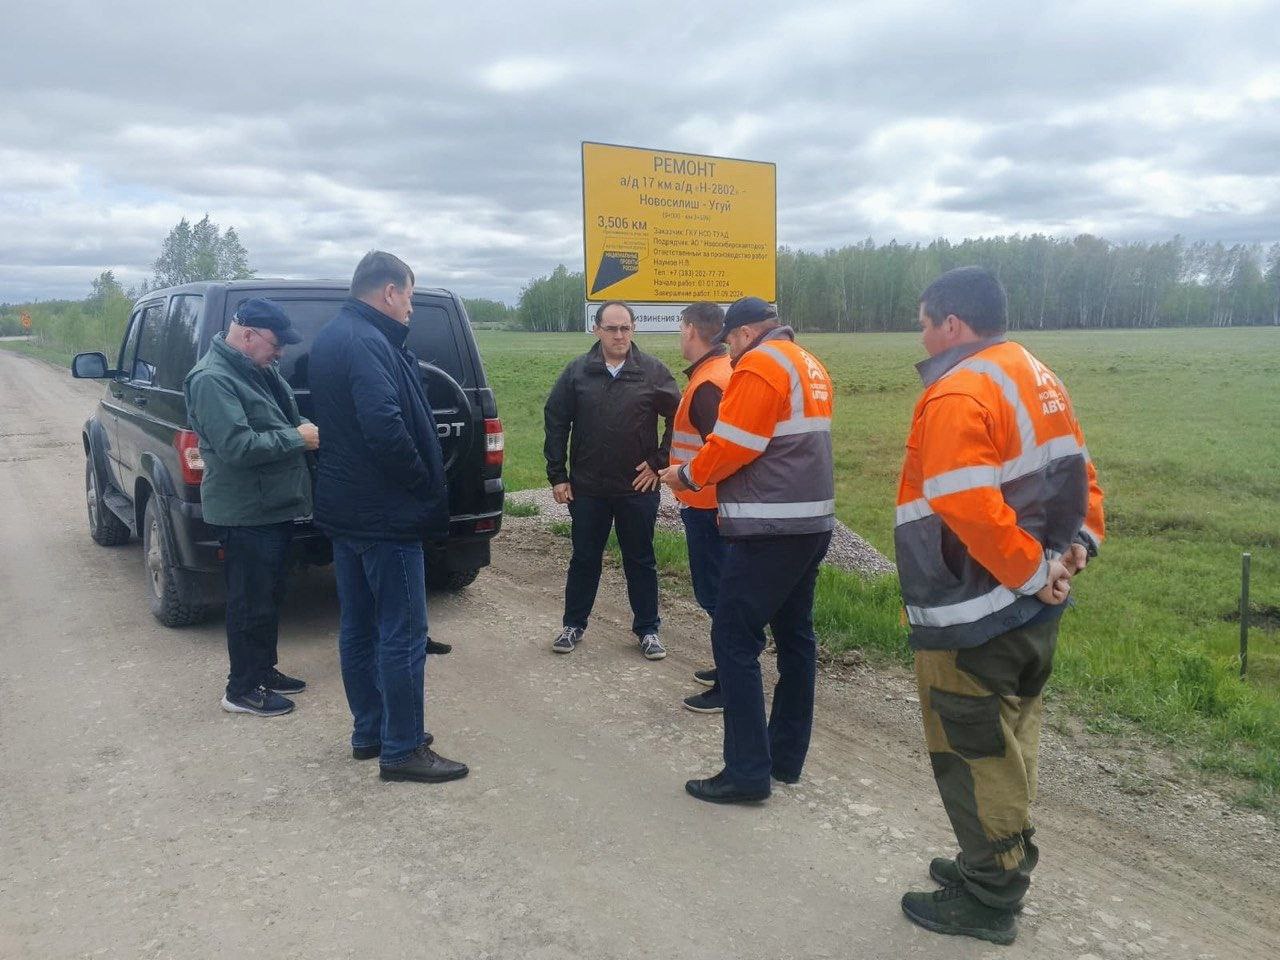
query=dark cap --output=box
[714,296,778,343]
[233,297,302,345]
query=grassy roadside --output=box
[487,328,1280,804]
[0,339,76,368]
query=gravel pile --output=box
[505,485,896,578]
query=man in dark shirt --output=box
[543,301,681,660]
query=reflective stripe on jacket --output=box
[895,338,1106,650]
[670,351,733,509]
[686,327,835,538]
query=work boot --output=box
[928,858,1024,912]
[900,886,1017,945]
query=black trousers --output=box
[712,531,831,789]
[563,491,660,637]
[218,523,293,699]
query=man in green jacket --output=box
[184,298,319,717]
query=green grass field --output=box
[481,327,1280,800]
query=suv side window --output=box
[156,295,203,390]
[406,302,470,386]
[131,302,166,385]
[118,309,144,376]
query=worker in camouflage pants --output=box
[915,621,1055,910]
[895,268,1105,944]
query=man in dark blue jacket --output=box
[309,251,468,784]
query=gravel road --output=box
[1,349,1274,960]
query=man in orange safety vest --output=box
[895,266,1105,945]
[661,296,835,805]
[667,303,734,714]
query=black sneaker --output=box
[929,858,1024,912]
[380,744,469,783]
[693,668,717,687]
[265,668,306,695]
[900,886,1017,945]
[353,732,434,760]
[552,626,583,654]
[221,685,294,717]
[638,633,666,660]
[683,688,724,714]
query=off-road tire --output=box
[428,566,480,591]
[142,496,204,627]
[86,458,130,546]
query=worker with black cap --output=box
[660,295,836,804]
[184,297,318,718]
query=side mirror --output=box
[71,352,112,379]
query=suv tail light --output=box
[484,418,504,468]
[174,430,205,485]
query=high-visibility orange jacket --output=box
[681,327,835,538]
[670,349,733,509]
[895,337,1105,650]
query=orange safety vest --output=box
[895,338,1105,650]
[686,328,835,538]
[669,351,733,509]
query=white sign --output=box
[584,302,746,333]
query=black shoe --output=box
[221,685,294,717]
[552,626,583,654]
[693,667,717,687]
[928,858,1023,912]
[772,770,801,785]
[685,770,770,805]
[425,637,452,655]
[353,731,434,760]
[683,687,724,714]
[380,745,469,783]
[900,887,1017,945]
[265,669,306,695]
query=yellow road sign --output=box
[582,142,776,304]
[20,312,32,330]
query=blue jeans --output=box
[332,536,428,766]
[564,492,660,637]
[217,523,293,700]
[679,507,726,618]
[712,532,831,790]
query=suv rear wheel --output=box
[142,496,205,626]
[86,458,130,546]
[428,566,480,591]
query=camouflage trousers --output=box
[914,618,1058,910]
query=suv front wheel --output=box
[142,496,206,627]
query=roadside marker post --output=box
[1239,552,1250,679]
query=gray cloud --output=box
[2,0,1278,303]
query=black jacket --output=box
[544,342,681,497]
[308,298,449,541]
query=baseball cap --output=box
[233,297,302,345]
[714,296,778,343]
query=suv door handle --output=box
[131,395,148,407]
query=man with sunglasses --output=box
[184,297,319,717]
[544,300,681,660]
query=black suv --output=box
[72,280,504,626]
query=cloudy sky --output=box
[3,0,1278,304]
